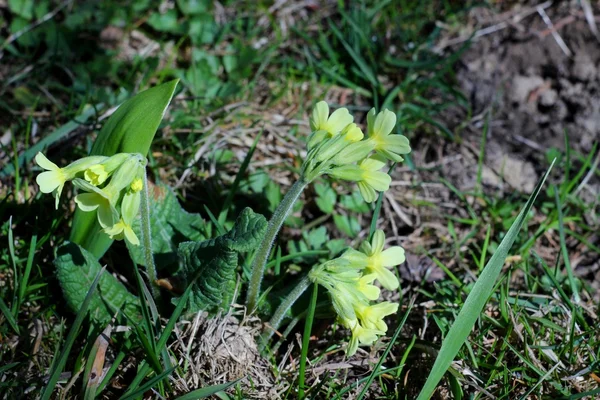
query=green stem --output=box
[246,177,308,311]
[140,171,159,298]
[298,282,318,400]
[261,275,311,345]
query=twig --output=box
[537,6,572,57]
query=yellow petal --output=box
[74,193,102,212]
[123,225,140,246]
[36,170,64,193]
[357,181,377,203]
[326,108,353,134]
[379,246,405,267]
[363,170,390,192]
[35,152,59,171]
[371,230,385,255]
[373,109,396,138]
[310,101,329,131]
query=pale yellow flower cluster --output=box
[303,101,411,202]
[35,152,147,245]
[309,229,405,356]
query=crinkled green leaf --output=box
[55,242,141,325]
[127,183,206,270]
[70,80,179,258]
[175,208,266,312]
[222,207,268,252]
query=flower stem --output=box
[298,282,318,400]
[140,171,159,298]
[261,275,311,345]
[246,177,307,311]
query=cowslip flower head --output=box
[366,108,411,162]
[73,154,146,229]
[309,101,353,138]
[360,230,404,290]
[35,153,108,209]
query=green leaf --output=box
[175,208,266,312]
[147,10,184,34]
[55,242,142,325]
[41,263,106,400]
[128,183,206,270]
[416,161,554,400]
[314,183,336,214]
[223,208,268,252]
[69,80,178,258]
[177,0,210,15]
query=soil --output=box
[455,2,599,193]
[386,2,600,298]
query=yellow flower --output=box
[361,230,404,290]
[330,157,390,203]
[356,158,391,203]
[130,178,143,192]
[35,153,66,209]
[73,179,119,228]
[84,164,108,186]
[342,317,383,356]
[355,301,398,331]
[35,152,107,209]
[309,101,353,137]
[366,108,411,162]
[103,190,140,245]
[357,273,380,300]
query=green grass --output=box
[1,0,599,399]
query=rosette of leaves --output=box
[175,207,267,313]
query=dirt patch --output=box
[455,2,599,194]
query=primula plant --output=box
[35,82,411,394]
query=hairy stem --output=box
[298,282,318,399]
[140,171,159,298]
[261,275,311,345]
[246,177,307,311]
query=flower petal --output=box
[97,203,118,228]
[35,152,59,171]
[310,101,329,131]
[386,134,411,154]
[380,246,405,267]
[371,230,385,254]
[373,109,396,138]
[74,193,101,212]
[123,225,140,246]
[372,266,399,290]
[326,108,353,134]
[359,157,386,172]
[357,181,377,203]
[36,170,63,193]
[363,170,391,192]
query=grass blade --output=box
[218,129,263,225]
[0,296,19,334]
[174,377,244,400]
[41,266,107,400]
[119,367,176,400]
[416,160,555,400]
